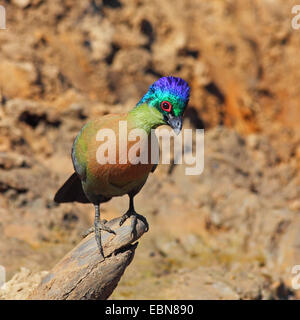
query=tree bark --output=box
[28,215,148,300]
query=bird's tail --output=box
[54,172,90,203]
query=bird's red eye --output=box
[161,101,172,112]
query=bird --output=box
[54,76,190,258]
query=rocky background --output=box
[1,0,300,299]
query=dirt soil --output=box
[1,0,300,299]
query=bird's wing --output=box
[72,122,90,181]
[72,115,121,181]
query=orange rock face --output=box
[0,0,300,299]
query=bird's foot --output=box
[94,219,116,259]
[119,211,149,239]
[82,219,114,238]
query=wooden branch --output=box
[28,215,148,300]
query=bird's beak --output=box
[165,115,183,135]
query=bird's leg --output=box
[94,204,103,257]
[92,204,116,258]
[120,196,149,238]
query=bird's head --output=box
[136,76,190,135]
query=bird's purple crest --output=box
[136,76,190,117]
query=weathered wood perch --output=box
[28,215,148,300]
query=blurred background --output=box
[0,0,300,299]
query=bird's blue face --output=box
[136,76,190,134]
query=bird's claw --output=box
[119,212,130,227]
[119,211,149,238]
[82,220,115,238]
[130,214,137,239]
[119,210,138,239]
